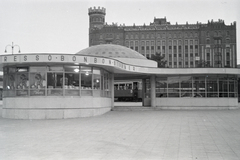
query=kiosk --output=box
[0,44,239,119]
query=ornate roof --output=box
[75,44,147,59]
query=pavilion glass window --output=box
[4,67,16,97]
[29,67,47,96]
[206,75,218,97]
[47,66,64,96]
[64,66,80,96]
[103,71,111,97]
[156,77,167,97]
[180,76,192,97]
[168,76,180,97]
[228,75,237,97]
[93,68,101,97]
[219,75,228,97]
[81,66,92,96]
[15,67,29,97]
[193,76,206,97]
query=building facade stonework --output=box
[88,7,237,68]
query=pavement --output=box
[1,103,240,160]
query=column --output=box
[142,79,146,106]
[111,74,114,110]
[150,75,156,108]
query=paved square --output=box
[1,107,240,160]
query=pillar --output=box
[150,75,156,108]
[142,79,146,106]
[111,74,114,110]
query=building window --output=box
[178,46,182,54]
[173,40,177,46]
[146,34,149,39]
[130,41,134,47]
[174,46,177,54]
[135,34,138,39]
[226,31,230,36]
[125,41,129,47]
[185,46,188,53]
[151,41,154,46]
[190,40,193,45]
[162,46,165,54]
[195,40,198,44]
[206,39,210,44]
[178,40,182,45]
[163,33,166,38]
[135,41,138,46]
[226,39,230,44]
[168,33,171,38]
[179,33,182,38]
[195,32,198,37]
[135,46,138,52]
[151,33,154,38]
[206,31,210,37]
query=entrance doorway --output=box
[114,79,143,107]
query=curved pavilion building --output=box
[0,44,239,119]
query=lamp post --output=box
[4,42,21,55]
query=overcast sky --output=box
[1,0,240,63]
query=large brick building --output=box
[88,7,237,68]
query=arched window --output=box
[206,31,209,37]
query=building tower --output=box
[88,6,106,30]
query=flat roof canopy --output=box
[0,53,239,79]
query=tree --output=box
[150,52,167,68]
[197,60,210,68]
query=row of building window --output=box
[126,39,199,46]
[145,75,238,98]
[90,17,104,22]
[3,66,111,98]
[98,30,232,40]
[206,30,231,37]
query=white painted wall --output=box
[2,97,111,119]
[155,98,239,109]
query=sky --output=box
[0,0,240,63]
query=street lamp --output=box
[4,42,21,54]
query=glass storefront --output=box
[155,75,238,98]
[3,65,111,98]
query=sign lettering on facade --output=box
[1,54,140,72]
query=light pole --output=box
[4,42,21,55]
